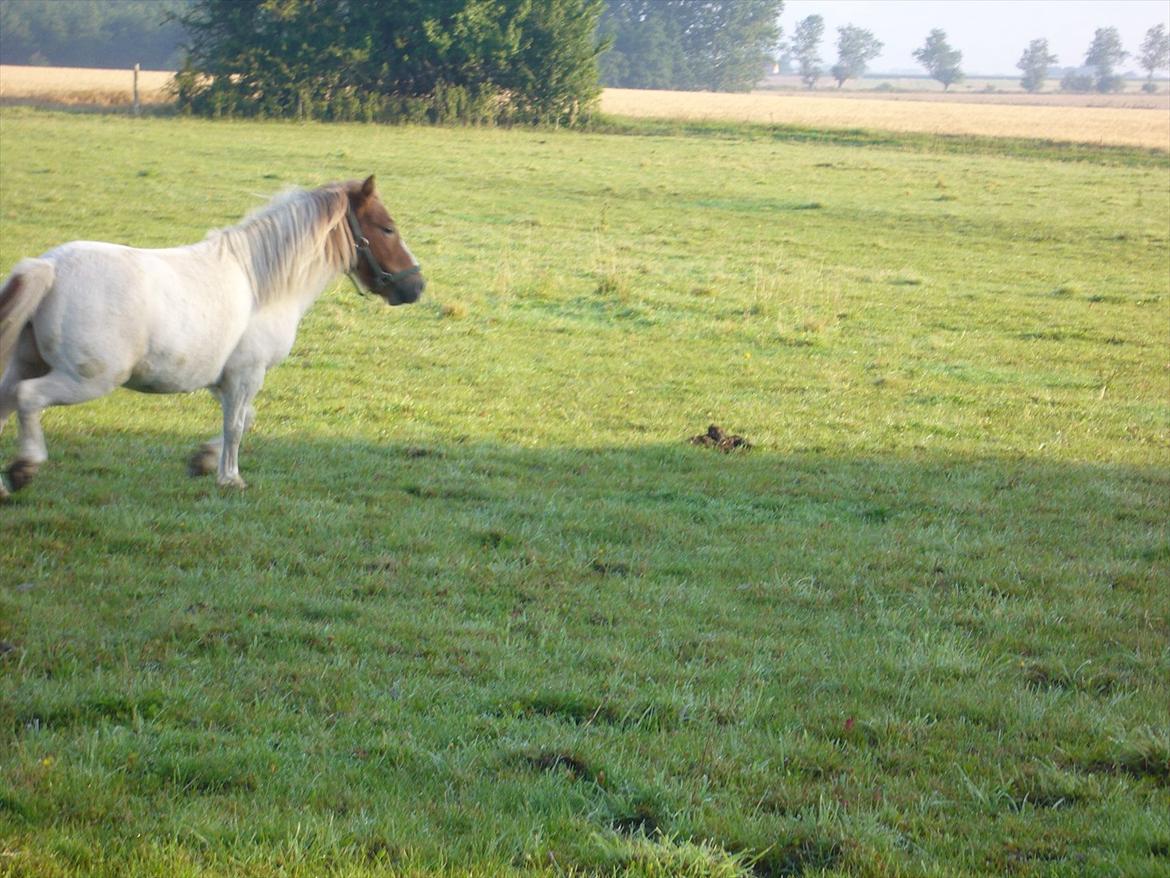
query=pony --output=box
[0,175,424,498]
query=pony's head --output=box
[346,175,425,306]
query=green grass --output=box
[585,113,1170,168]
[1,107,1168,877]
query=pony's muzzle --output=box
[382,273,425,306]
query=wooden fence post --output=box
[133,63,140,116]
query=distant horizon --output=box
[837,67,1170,80]
[781,0,1170,78]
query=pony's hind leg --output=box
[4,368,115,492]
[0,327,50,497]
[0,324,47,431]
[0,371,14,499]
[0,367,16,441]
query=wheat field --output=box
[0,64,174,107]
[601,87,1170,150]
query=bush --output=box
[175,0,606,127]
[1060,71,1093,93]
[1095,74,1126,93]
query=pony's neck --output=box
[213,187,353,308]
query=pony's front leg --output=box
[188,387,254,478]
[215,367,265,489]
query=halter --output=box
[345,203,421,296]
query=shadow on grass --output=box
[2,429,1167,874]
[3,427,1166,619]
[3,427,1166,542]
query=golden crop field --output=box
[0,64,174,107]
[601,87,1170,150]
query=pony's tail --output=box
[0,258,55,376]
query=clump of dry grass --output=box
[440,301,469,320]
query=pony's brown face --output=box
[347,175,425,306]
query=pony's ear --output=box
[360,175,377,199]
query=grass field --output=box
[1,107,1168,877]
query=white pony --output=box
[0,175,424,498]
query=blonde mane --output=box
[211,185,355,305]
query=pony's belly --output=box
[114,326,235,393]
[123,369,214,394]
[124,328,245,392]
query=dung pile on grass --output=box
[689,424,751,452]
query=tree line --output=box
[782,17,1169,94]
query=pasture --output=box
[1,107,1168,877]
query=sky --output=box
[780,0,1170,76]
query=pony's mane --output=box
[211,185,355,306]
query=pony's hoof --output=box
[187,444,218,477]
[217,475,247,490]
[7,460,39,492]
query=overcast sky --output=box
[781,0,1170,76]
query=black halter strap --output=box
[345,204,421,295]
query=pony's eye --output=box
[382,226,396,236]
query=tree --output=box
[684,0,784,91]
[1084,26,1127,92]
[1017,38,1058,93]
[175,0,607,125]
[791,15,824,89]
[599,1,784,92]
[913,28,963,91]
[598,1,679,90]
[830,24,881,88]
[1138,23,1170,91]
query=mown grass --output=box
[1,107,1168,877]
[598,88,1170,152]
[587,114,1170,168]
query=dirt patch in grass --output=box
[523,749,604,785]
[610,799,663,838]
[589,557,635,576]
[1077,728,1169,786]
[748,839,843,878]
[690,424,752,452]
[509,692,679,731]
